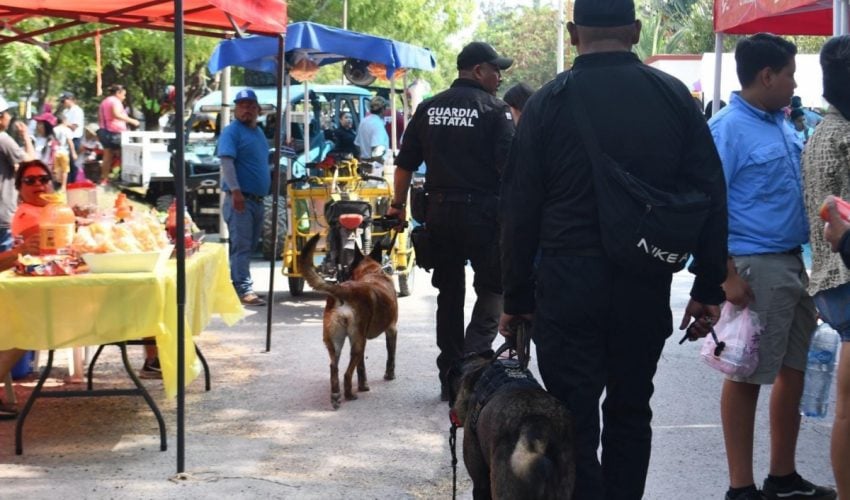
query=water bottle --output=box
[800,323,841,418]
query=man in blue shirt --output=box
[218,88,270,306]
[709,34,835,500]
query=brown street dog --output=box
[452,356,575,499]
[298,234,398,410]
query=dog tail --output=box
[510,417,571,498]
[298,234,345,299]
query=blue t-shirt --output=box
[217,120,270,197]
[709,93,808,256]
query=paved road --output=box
[0,253,836,499]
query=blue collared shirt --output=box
[217,120,270,197]
[709,93,808,256]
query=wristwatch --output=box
[390,201,406,210]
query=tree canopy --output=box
[0,0,833,129]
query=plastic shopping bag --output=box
[701,302,763,377]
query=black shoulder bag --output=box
[566,73,711,275]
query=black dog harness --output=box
[467,359,541,434]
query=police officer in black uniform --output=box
[500,1,727,498]
[388,41,515,401]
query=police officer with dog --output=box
[500,0,728,498]
[388,41,515,402]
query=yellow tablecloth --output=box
[0,243,243,398]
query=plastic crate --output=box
[120,131,175,187]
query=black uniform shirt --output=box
[502,51,728,314]
[396,78,515,195]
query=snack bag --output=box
[701,302,763,377]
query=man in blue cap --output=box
[218,88,270,306]
[501,0,728,498]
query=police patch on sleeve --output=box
[505,112,512,120]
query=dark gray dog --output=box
[452,356,575,500]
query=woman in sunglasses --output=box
[11,160,55,239]
[0,161,44,419]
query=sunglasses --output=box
[22,175,52,186]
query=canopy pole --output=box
[173,0,187,475]
[390,75,398,154]
[266,33,286,353]
[835,0,843,35]
[218,66,231,241]
[712,32,723,116]
[304,80,311,174]
[401,72,410,126]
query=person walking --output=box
[709,33,835,500]
[499,1,728,498]
[354,96,389,160]
[217,88,269,307]
[502,82,534,124]
[97,84,139,184]
[387,41,515,402]
[59,92,84,182]
[0,95,35,251]
[802,35,850,500]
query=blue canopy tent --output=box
[207,22,435,351]
[208,21,436,77]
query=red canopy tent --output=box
[0,0,288,474]
[714,0,837,35]
[710,0,848,113]
[0,0,287,41]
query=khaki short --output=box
[53,151,70,174]
[728,252,816,385]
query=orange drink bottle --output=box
[39,193,76,255]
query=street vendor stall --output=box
[0,243,242,454]
[0,0,287,472]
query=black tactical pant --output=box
[533,253,673,500]
[426,193,502,387]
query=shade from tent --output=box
[714,0,834,35]
[208,21,436,77]
[0,0,287,40]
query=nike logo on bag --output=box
[775,489,816,498]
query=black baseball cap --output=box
[457,42,513,71]
[574,0,636,27]
[59,91,74,101]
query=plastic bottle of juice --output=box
[39,193,76,255]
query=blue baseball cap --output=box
[234,88,258,104]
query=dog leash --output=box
[449,421,459,500]
[493,318,532,370]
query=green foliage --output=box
[474,4,560,93]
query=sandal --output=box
[0,401,18,420]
